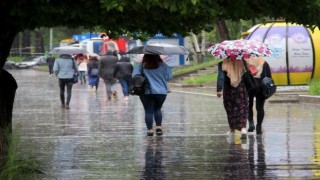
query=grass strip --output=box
[308,79,320,95]
[182,73,218,85]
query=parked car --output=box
[4,60,17,70]
[15,56,39,68]
[33,56,47,65]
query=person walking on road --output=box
[216,59,249,139]
[113,55,133,101]
[53,54,78,109]
[133,54,173,136]
[46,55,55,77]
[87,56,100,92]
[246,57,272,134]
[76,53,87,84]
[98,50,118,100]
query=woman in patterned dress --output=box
[216,59,249,139]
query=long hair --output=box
[142,54,162,69]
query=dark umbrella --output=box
[126,42,191,55]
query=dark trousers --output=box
[59,79,73,105]
[140,94,167,130]
[248,89,265,126]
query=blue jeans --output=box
[78,71,86,84]
[119,76,132,96]
[140,94,167,130]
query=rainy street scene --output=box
[4,2,320,179]
[8,69,320,179]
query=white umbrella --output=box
[49,46,88,55]
[126,42,191,55]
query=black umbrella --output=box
[126,42,191,55]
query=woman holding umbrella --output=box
[210,39,274,139]
[217,59,248,139]
[132,54,173,136]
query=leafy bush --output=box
[0,127,40,179]
[308,79,320,95]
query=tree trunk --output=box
[35,29,44,54]
[0,25,19,163]
[22,30,31,56]
[200,30,206,56]
[190,32,203,64]
[215,19,231,41]
[11,34,20,57]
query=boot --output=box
[256,124,262,134]
[248,122,255,132]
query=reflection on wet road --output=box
[9,69,320,179]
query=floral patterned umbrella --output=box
[207,39,274,60]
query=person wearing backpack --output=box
[245,57,272,134]
[132,54,173,137]
[87,56,100,92]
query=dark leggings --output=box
[140,94,167,130]
[59,79,73,105]
[248,90,265,126]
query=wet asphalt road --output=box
[8,69,320,179]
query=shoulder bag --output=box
[72,59,78,84]
[261,68,277,99]
[130,63,147,96]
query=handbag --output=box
[261,73,276,99]
[130,63,147,96]
[242,60,259,91]
[91,68,99,76]
[72,59,78,84]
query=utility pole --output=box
[50,28,53,50]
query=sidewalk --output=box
[8,69,320,179]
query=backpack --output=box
[130,75,146,96]
[261,77,276,99]
[91,68,99,76]
[129,63,147,96]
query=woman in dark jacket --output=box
[87,56,100,92]
[113,56,133,101]
[247,59,272,134]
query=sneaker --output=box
[65,105,70,109]
[256,125,262,134]
[156,129,163,136]
[146,132,154,136]
[61,104,65,108]
[240,128,247,139]
[112,91,117,99]
[124,96,129,101]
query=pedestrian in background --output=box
[76,53,87,84]
[53,54,78,109]
[46,55,55,77]
[113,55,133,101]
[246,57,272,134]
[132,54,173,136]
[98,50,118,100]
[87,56,100,92]
[216,59,248,139]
